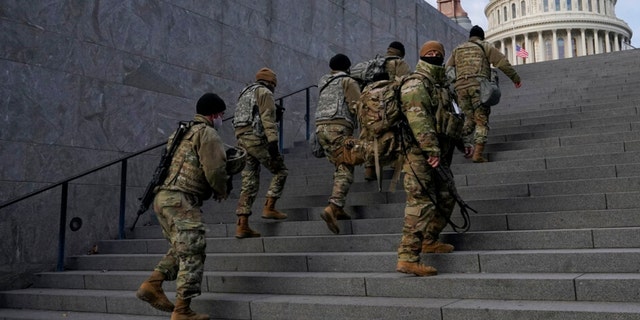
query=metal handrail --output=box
[0,84,317,272]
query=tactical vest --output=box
[315,72,356,125]
[453,41,491,80]
[411,71,461,138]
[233,83,265,136]
[162,123,212,199]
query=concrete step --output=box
[66,248,640,274]
[104,227,640,254]
[29,270,640,303]
[2,289,640,320]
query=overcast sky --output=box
[424,0,638,48]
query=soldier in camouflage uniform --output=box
[316,54,362,234]
[233,67,288,239]
[136,93,229,320]
[395,41,458,277]
[446,25,522,162]
[364,41,412,181]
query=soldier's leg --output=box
[236,148,261,215]
[152,190,180,280]
[173,193,206,300]
[396,151,437,276]
[457,88,476,158]
[259,147,289,219]
[236,147,262,238]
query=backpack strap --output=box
[319,74,351,94]
[469,41,492,77]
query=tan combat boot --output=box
[136,270,174,312]
[396,261,438,277]
[235,215,261,239]
[261,197,288,219]
[364,166,377,181]
[321,203,341,234]
[472,143,488,163]
[422,239,454,253]
[171,298,209,320]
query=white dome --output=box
[484,0,632,63]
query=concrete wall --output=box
[0,0,467,289]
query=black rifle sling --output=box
[397,94,476,233]
[319,74,351,94]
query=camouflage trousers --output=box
[236,137,288,215]
[397,148,456,262]
[152,190,206,300]
[316,123,354,207]
[456,85,491,145]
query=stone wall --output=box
[0,0,467,289]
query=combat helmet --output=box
[225,145,247,175]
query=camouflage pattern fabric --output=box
[315,72,356,126]
[235,137,288,215]
[456,86,491,144]
[397,148,455,262]
[152,190,206,300]
[316,123,355,207]
[396,60,457,263]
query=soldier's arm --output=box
[400,79,440,157]
[198,128,229,197]
[486,45,521,84]
[256,87,279,143]
[343,77,362,115]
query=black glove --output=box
[268,141,280,158]
[226,176,233,194]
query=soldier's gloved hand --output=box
[267,141,280,158]
[212,191,228,202]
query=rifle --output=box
[434,164,477,233]
[130,121,191,231]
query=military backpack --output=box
[350,55,400,89]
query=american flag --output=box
[516,45,529,59]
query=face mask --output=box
[422,56,444,66]
[213,116,223,128]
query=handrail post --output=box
[305,88,311,141]
[57,182,68,272]
[118,159,127,239]
[277,98,284,153]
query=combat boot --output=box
[321,203,341,234]
[422,239,454,253]
[171,298,209,320]
[136,270,174,312]
[261,197,288,219]
[396,261,438,277]
[364,166,377,181]
[235,215,261,239]
[472,143,488,163]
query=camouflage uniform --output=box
[234,81,288,215]
[385,56,411,81]
[315,71,361,207]
[446,36,521,145]
[154,114,228,299]
[397,60,457,263]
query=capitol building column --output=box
[580,28,587,56]
[605,31,611,53]
[594,30,600,54]
[538,30,544,62]
[566,29,573,58]
[552,29,558,60]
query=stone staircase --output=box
[2,49,640,319]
